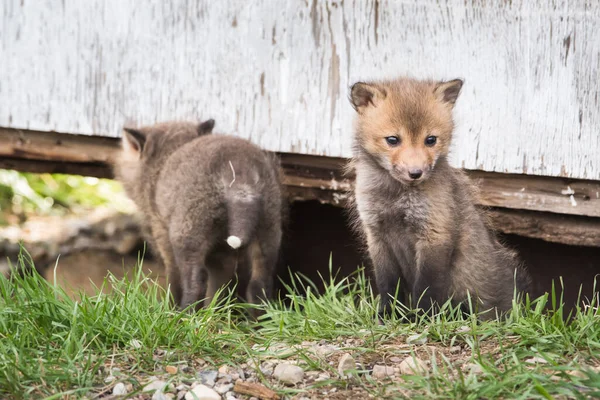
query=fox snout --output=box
[408,168,423,180]
[390,147,434,183]
[392,163,430,182]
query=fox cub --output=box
[114,120,284,314]
[348,77,530,319]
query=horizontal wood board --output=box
[1,128,599,247]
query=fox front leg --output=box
[367,238,406,320]
[412,245,453,315]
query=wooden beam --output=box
[0,157,113,179]
[0,127,119,164]
[1,127,600,247]
[468,170,600,218]
[486,208,600,248]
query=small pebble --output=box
[456,325,470,334]
[197,370,218,387]
[185,384,221,400]
[273,363,305,385]
[176,391,187,400]
[337,353,357,377]
[152,391,170,400]
[389,356,402,363]
[406,334,428,345]
[465,363,484,374]
[129,339,143,349]
[525,356,548,364]
[399,357,427,375]
[449,346,462,354]
[166,365,178,374]
[113,382,128,396]
[218,365,230,375]
[260,361,276,376]
[314,344,339,356]
[214,382,234,394]
[567,369,586,378]
[143,380,169,393]
[315,372,330,382]
[372,365,395,379]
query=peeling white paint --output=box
[0,0,599,180]
[561,186,575,195]
[570,195,578,206]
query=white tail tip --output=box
[226,235,242,249]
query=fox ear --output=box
[350,82,387,113]
[435,79,463,106]
[122,127,146,154]
[198,119,215,135]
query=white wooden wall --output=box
[1,0,599,180]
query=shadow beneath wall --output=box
[279,201,600,313]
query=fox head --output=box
[120,119,215,164]
[350,78,463,185]
[116,119,215,193]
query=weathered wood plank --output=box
[1,128,599,246]
[487,208,600,248]
[1,1,599,180]
[2,128,599,218]
[470,171,600,218]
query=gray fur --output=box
[113,120,284,314]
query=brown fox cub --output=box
[348,77,530,319]
[114,120,284,313]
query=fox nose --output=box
[408,169,423,180]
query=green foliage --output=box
[0,170,132,225]
[1,250,599,399]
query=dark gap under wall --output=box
[279,201,600,310]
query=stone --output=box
[196,370,218,387]
[449,346,462,354]
[218,365,230,375]
[337,353,357,377]
[260,361,275,376]
[166,365,178,374]
[398,357,427,375]
[112,382,128,396]
[456,325,470,334]
[372,365,395,380]
[143,380,169,393]
[406,334,428,345]
[152,391,170,400]
[525,356,548,364]
[184,384,221,400]
[214,382,234,394]
[273,363,305,385]
[465,363,484,374]
[389,356,402,363]
[313,344,339,357]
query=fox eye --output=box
[385,136,400,146]
[425,136,437,146]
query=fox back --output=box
[114,120,285,314]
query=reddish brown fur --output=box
[348,77,530,319]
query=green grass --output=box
[1,251,599,399]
